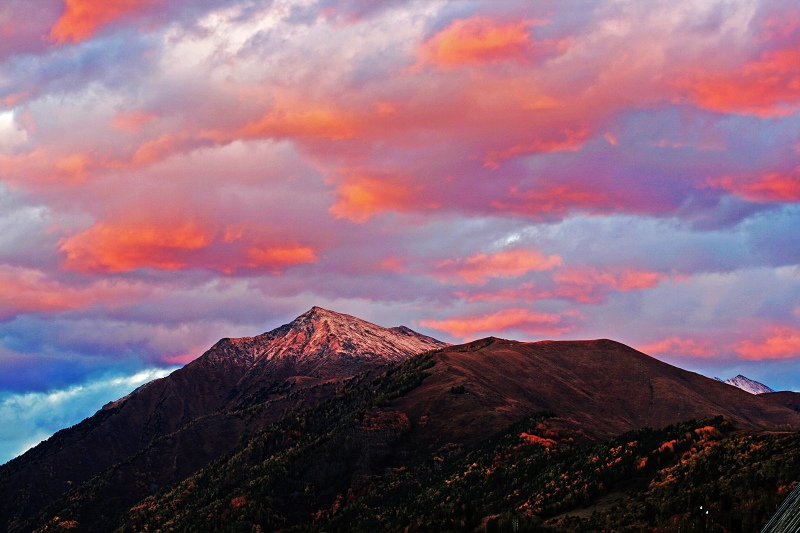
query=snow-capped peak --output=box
[253,306,446,364]
[716,374,775,394]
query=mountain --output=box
[4,309,800,533]
[761,390,800,413]
[16,336,800,532]
[105,338,800,533]
[717,374,776,394]
[0,307,445,532]
[388,338,799,447]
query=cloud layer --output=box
[0,367,175,464]
[1,0,799,457]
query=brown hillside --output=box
[392,338,800,450]
[761,391,800,413]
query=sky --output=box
[0,0,799,462]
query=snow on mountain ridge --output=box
[252,306,446,363]
[201,306,446,371]
[715,374,775,394]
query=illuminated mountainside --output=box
[0,308,445,532]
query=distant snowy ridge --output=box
[714,375,775,394]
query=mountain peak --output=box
[258,307,445,365]
[718,374,775,394]
[291,306,360,328]
[198,307,445,374]
[299,305,335,318]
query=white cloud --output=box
[0,367,176,465]
[0,111,28,155]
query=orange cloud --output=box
[436,248,562,285]
[329,175,419,223]
[735,327,800,360]
[50,0,161,44]
[551,267,668,303]
[708,168,800,202]
[60,222,213,273]
[60,221,320,274]
[247,245,317,273]
[638,337,717,358]
[419,16,538,69]
[239,107,360,142]
[421,307,576,340]
[678,48,800,117]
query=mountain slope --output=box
[389,338,800,450]
[0,307,445,533]
[762,390,800,413]
[43,337,800,533]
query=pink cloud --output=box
[420,307,578,340]
[456,282,542,303]
[549,267,669,303]
[735,327,800,360]
[483,128,589,169]
[638,337,717,358]
[111,111,156,133]
[130,133,190,167]
[676,47,800,117]
[708,168,800,203]
[379,256,407,273]
[492,185,618,218]
[455,266,669,304]
[435,248,562,285]
[0,265,149,319]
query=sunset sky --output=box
[1,0,799,461]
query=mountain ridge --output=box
[0,307,446,532]
[3,309,800,532]
[107,337,800,532]
[717,374,776,395]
